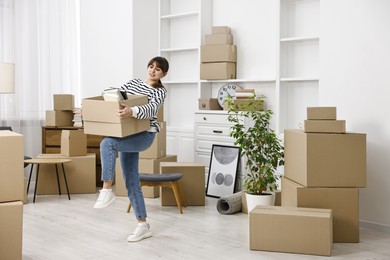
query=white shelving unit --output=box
[277,0,320,135]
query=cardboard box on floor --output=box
[45,110,74,127]
[282,177,359,243]
[0,130,24,203]
[36,153,96,194]
[82,95,150,137]
[0,201,23,260]
[249,205,332,256]
[54,94,74,111]
[61,130,87,156]
[160,162,205,206]
[284,129,366,187]
[115,155,177,198]
[200,62,236,80]
[140,121,166,159]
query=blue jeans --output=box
[100,131,156,219]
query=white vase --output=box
[245,192,275,213]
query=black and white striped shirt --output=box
[120,78,167,132]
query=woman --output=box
[93,56,169,242]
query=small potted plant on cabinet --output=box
[225,94,284,212]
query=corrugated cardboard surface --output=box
[212,26,231,34]
[61,130,87,156]
[223,99,264,111]
[160,162,205,206]
[36,154,96,194]
[249,205,332,256]
[307,107,337,120]
[304,120,346,133]
[200,62,236,80]
[45,110,74,127]
[115,155,177,198]
[281,177,359,243]
[83,119,150,138]
[201,44,237,62]
[0,201,23,260]
[54,94,74,111]
[140,122,166,159]
[284,129,366,187]
[205,33,233,45]
[198,98,222,110]
[0,131,24,203]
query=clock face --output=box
[217,84,242,107]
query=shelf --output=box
[160,47,198,52]
[280,77,319,82]
[160,11,198,20]
[200,78,276,83]
[280,36,319,42]
[163,80,199,84]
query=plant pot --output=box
[245,192,275,213]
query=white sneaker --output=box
[93,189,116,209]
[127,223,152,242]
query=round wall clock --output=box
[217,83,242,107]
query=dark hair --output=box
[147,56,169,88]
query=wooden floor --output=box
[22,189,390,260]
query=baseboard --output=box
[360,220,390,233]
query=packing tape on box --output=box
[216,192,242,215]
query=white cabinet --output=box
[277,0,320,135]
[194,111,246,191]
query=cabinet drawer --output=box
[196,125,231,137]
[196,139,236,152]
[195,113,232,125]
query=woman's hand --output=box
[118,104,133,119]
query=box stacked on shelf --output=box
[0,130,24,260]
[223,89,264,111]
[200,26,237,80]
[46,94,75,126]
[282,107,366,243]
[115,107,178,198]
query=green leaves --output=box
[226,94,284,195]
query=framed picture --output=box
[206,144,240,198]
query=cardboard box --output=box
[200,62,236,80]
[201,44,237,63]
[54,94,74,111]
[0,201,23,260]
[157,106,164,122]
[212,26,231,34]
[45,110,74,127]
[198,98,222,110]
[205,33,233,45]
[0,131,24,203]
[307,107,337,120]
[250,205,332,256]
[61,130,87,156]
[282,177,359,243]
[82,95,150,137]
[140,122,167,159]
[36,154,96,194]
[242,190,281,214]
[223,99,264,111]
[115,155,178,198]
[284,129,366,187]
[23,177,27,204]
[160,162,205,206]
[304,120,346,133]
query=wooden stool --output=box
[24,158,72,203]
[127,173,186,214]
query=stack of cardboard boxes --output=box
[36,129,97,194]
[282,107,366,243]
[0,130,24,259]
[115,107,178,198]
[200,26,237,80]
[46,94,75,126]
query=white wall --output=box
[80,0,133,98]
[320,0,390,228]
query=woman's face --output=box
[147,61,166,81]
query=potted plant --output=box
[225,94,284,211]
